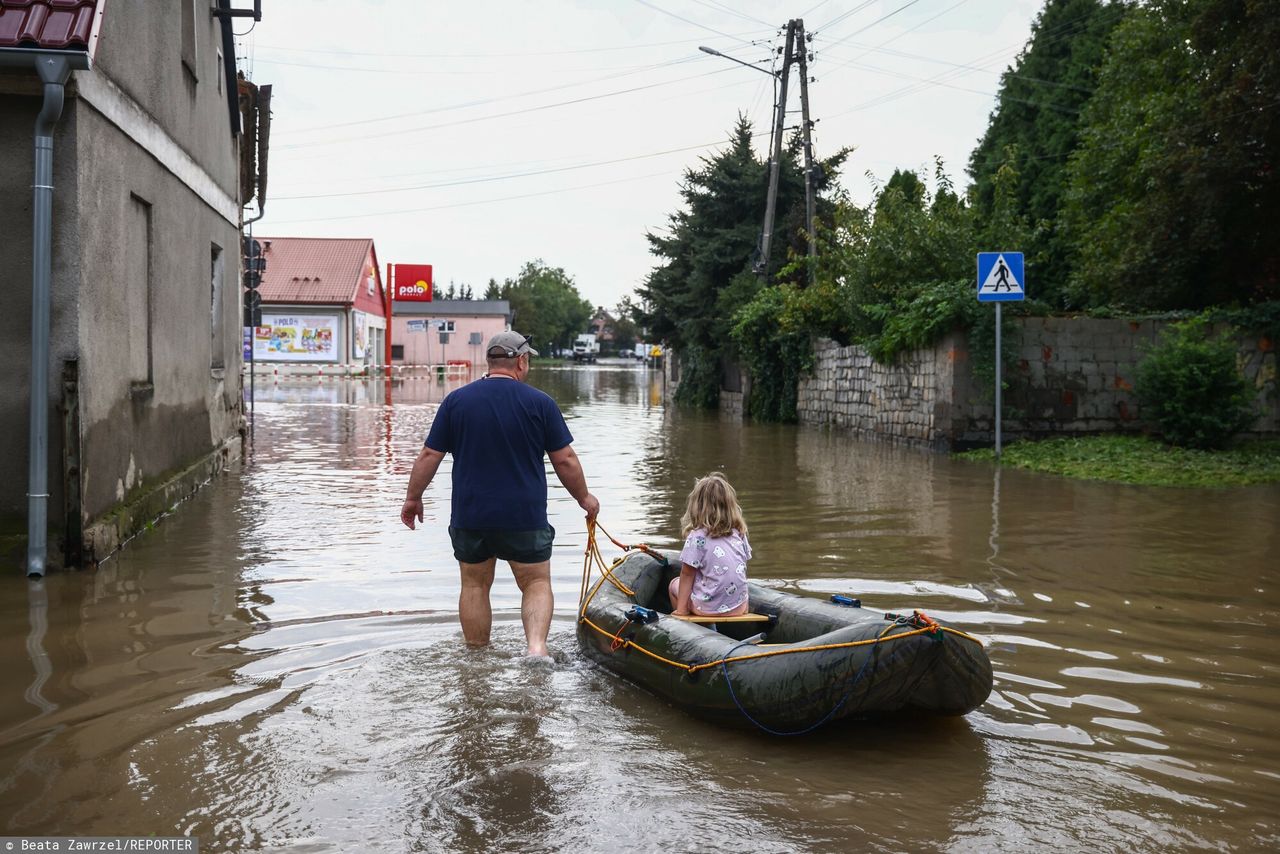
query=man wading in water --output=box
[400,331,599,662]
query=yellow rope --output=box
[577,520,985,676]
[581,616,696,671]
[580,614,980,675]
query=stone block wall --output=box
[796,332,966,451]
[956,317,1158,444]
[793,318,1278,449]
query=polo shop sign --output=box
[393,264,433,301]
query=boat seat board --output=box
[671,613,772,623]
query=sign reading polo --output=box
[393,264,433,302]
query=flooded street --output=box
[1,364,1277,852]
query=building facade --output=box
[1,0,246,569]
[390,300,511,367]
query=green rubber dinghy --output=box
[577,548,993,734]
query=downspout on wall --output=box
[0,48,86,576]
[26,53,73,578]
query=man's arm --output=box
[547,444,599,523]
[401,445,446,529]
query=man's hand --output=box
[578,492,600,524]
[401,497,424,530]
[402,446,445,531]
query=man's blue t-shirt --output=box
[424,377,573,530]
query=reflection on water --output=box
[0,363,1277,851]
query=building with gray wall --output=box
[1,1,246,570]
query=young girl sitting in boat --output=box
[669,472,751,617]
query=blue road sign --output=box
[977,252,1025,302]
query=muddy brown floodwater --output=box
[1,364,1277,852]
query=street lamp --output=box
[700,32,793,276]
[698,45,777,77]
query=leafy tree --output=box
[968,0,1128,307]
[500,260,592,354]
[830,163,980,359]
[1064,0,1280,309]
[610,297,641,353]
[483,278,501,300]
[445,281,457,300]
[460,283,473,300]
[877,168,926,212]
[730,279,847,421]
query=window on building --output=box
[210,244,225,369]
[441,320,456,333]
[180,0,198,80]
[391,344,404,360]
[127,194,153,392]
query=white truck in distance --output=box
[572,333,598,363]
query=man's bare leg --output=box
[510,559,553,657]
[458,558,497,646]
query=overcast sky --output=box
[242,0,1043,309]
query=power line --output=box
[814,1,879,34]
[280,76,765,184]
[279,73,763,166]
[818,40,1093,95]
[250,31,770,59]
[816,5,1123,119]
[832,59,1080,114]
[818,0,924,51]
[275,55,702,135]
[271,137,769,201]
[630,0,759,46]
[687,0,775,30]
[843,0,974,55]
[277,66,735,150]
[262,169,681,226]
[266,128,779,224]
[247,55,679,76]
[800,0,837,19]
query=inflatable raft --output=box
[577,547,993,734]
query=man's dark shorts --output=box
[448,526,555,564]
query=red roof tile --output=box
[0,0,98,51]
[256,237,379,306]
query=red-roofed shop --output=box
[250,237,388,369]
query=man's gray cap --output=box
[486,330,539,357]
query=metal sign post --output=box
[976,251,1025,460]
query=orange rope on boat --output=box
[577,520,984,676]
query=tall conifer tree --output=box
[968,0,1127,307]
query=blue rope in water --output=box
[719,636,882,736]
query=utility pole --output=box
[758,19,795,277]
[795,19,817,283]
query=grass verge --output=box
[956,435,1280,487]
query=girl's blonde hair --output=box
[681,471,748,539]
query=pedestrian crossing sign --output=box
[977,252,1025,302]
